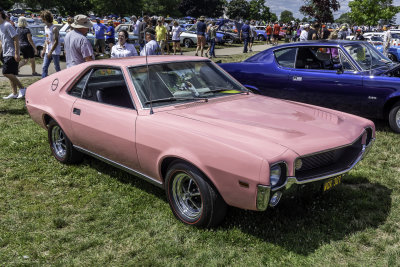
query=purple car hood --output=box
[166,95,368,156]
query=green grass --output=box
[1,60,400,265]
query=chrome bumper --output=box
[256,138,375,211]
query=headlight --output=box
[270,164,282,186]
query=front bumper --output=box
[256,138,375,211]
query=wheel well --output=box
[43,114,54,128]
[160,157,222,195]
[384,97,400,118]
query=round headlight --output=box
[270,164,282,186]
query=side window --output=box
[68,71,91,98]
[339,50,356,71]
[274,48,297,68]
[82,68,135,109]
[295,46,337,70]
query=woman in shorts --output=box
[171,21,182,55]
[17,16,39,75]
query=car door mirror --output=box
[334,64,344,74]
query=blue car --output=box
[220,40,400,132]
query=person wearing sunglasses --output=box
[111,30,138,58]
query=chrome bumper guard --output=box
[256,138,375,211]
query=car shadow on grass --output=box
[220,175,391,255]
[0,107,27,115]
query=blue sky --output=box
[267,0,400,23]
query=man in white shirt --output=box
[140,29,161,56]
[383,25,391,57]
[299,24,309,42]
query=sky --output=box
[267,0,400,23]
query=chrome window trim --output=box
[73,145,163,188]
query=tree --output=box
[335,12,354,25]
[226,0,249,20]
[179,0,225,18]
[270,12,278,22]
[280,10,295,23]
[1,0,16,10]
[143,0,182,17]
[300,0,340,23]
[349,0,400,25]
[248,0,271,21]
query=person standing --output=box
[307,23,320,40]
[195,16,206,57]
[383,25,391,57]
[131,16,140,38]
[17,16,39,76]
[249,20,257,51]
[299,24,309,41]
[241,20,250,53]
[171,20,182,55]
[41,10,61,78]
[64,15,94,68]
[111,30,138,58]
[207,21,217,58]
[321,25,330,39]
[265,23,272,44]
[354,29,365,40]
[105,20,115,53]
[138,15,150,50]
[155,19,167,55]
[93,18,106,56]
[140,28,161,56]
[272,21,280,45]
[0,8,25,99]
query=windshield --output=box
[129,61,246,108]
[344,42,391,70]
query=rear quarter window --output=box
[274,48,297,68]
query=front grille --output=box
[296,135,363,181]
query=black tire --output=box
[48,120,83,164]
[184,39,193,48]
[388,101,400,133]
[257,35,266,41]
[165,162,227,228]
[388,53,398,62]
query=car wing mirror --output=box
[334,64,344,74]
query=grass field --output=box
[1,64,400,265]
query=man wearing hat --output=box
[64,15,94,68]
[93,17,106,56]
[383,25,391,57]
[195,16,206,57]
[354,29,365,41]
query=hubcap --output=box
[396,109,400,128]
[172,172,202,220]
[51,125,66,159]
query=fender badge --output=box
[51,78,59,91]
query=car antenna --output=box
[144,29,154,115]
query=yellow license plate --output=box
[323,175,343,192]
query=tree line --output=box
[2,0,399,25]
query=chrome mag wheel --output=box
[51,125,67,159]
[172,172,202,220]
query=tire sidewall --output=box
[48,120,72,163]
[389,103,400,133]
[166,162,211,226]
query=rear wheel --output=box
[184,39,193,48]
[48,120,83,163]
[165,162,227,228]
[257,35,266,41]
[388,101,400,133]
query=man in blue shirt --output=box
[93,17,106,56]
[241,20,250,53]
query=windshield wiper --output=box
[200,88,246,94]
[145,96,208,104]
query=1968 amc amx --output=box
[26,56,375,227]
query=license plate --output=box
[323,175,343,192]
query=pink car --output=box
[26,56,375,227]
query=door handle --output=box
[73,108,81,115]
[292,76,303,81]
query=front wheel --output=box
[388,53,398,62]
[48,120,83,163]
[165,162,227,227]
[389,102,400,133]
[184,39,193,48]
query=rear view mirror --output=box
[334,64,343,74]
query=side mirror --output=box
[334,64,344,74]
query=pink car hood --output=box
[165,95,369,157]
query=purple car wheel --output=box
[165,162,227,228]
[389,102,400,133]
